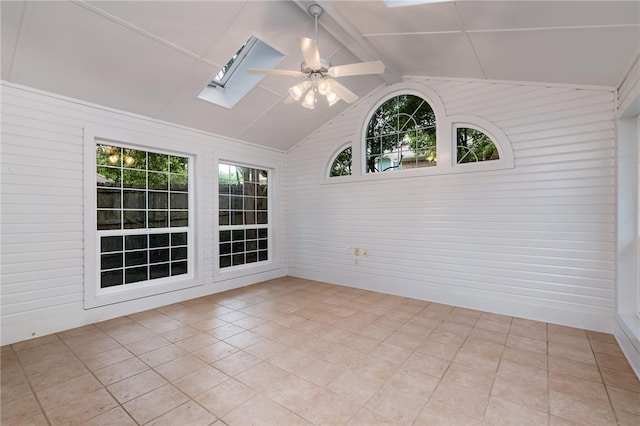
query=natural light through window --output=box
[198,37,284,109]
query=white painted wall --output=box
[0,82,287,345]
[615,55,640,377]
[287,78,617,333]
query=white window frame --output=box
[322,83,515,184]
[84,127,201,309]
[215,160,276,279]
[326,142,353,179]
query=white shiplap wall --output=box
[287,78,617,333]
[0,82,287,345]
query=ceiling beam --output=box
[292,0,402,84]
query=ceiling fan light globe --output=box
[289,81,311,101]
[326,91,340,106]
[317,79,331,96]
[302,90,316,109]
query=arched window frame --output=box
[326,143,353,179]
[448,115,514,173]
[322,82,514,183]
[357,83,448,180]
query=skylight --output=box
[199,36,284,109]
[209,37,258,88]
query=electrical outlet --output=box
[363,249,369,257]
[354,247,360,256]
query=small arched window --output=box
[456,127,499,164]
[329,147,352,177]
[364,94,436,173]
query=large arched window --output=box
[364,94,436,173]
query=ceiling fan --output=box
[247,3,385,109]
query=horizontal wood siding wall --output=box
[287,78,617,332]
[0,82,287,345]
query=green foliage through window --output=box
[365,94,436,173]
[456,128,499,163]
[330,147,352,177]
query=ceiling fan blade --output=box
[300,37,322,71]
[247,69,306,77]
[330,80,359,104]
[328,61,385,78]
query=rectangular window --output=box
[218,163,269,268]
[96,143,190,289]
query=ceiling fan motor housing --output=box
[301,58,331,74]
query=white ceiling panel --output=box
[0,0,25,79]
[11,1,199,117]
[204,1,326,69]
[1,1,637,152]
[239,103,330,152]
[368,33,485,79]
[331,0,462,34]
[156,62,283,141]
[471,26,640,86]
[86,1,245,57]
[457,1,640,31]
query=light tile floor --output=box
[2,277,639,425]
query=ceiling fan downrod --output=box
[308,4,324,44]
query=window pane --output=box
[220,256,232,268]
[101,236,123,253]
[246,252,258,264]
[97,210,121,230]
[150,263,170,279]
[97,167,121,188]
[123,190,146,209]
[220,231,231,243]
[148,211,168,228]
[170,174,188,191]
[245,211,256,225]
[171,232,187,246]
[123,148,146,170]
[170,156,188,174]
[170,211,188,227]
[171,247,187,261]
[150,248,169,263]
[170,193,188,210]
[232,254,244,266]
[125,235,147,250]
[246,229,257,239]
[97,189,121,209]
[148,172,168,190]
[232,230,244,240]
[258,250,268,261]
[220,243,231,255]
[150,233,170,248]
[257,212,268,224]
[124,210,146,229]
[125,266,147,284]
[123,169,146,189]
[101,270,123,288]
[219,211,230,226]
[231,211,244,225]
[219,195,230,209]
[149,192,168,209]
[171,261,188,276]
[97,145,121,166]
[101,253,122,270]
[456,127,499,163]
[126,250,148,267]
[148,153,169,172]
[330,147,352,177]
[256,198,267,210]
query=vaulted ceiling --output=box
[2,1,638,151]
